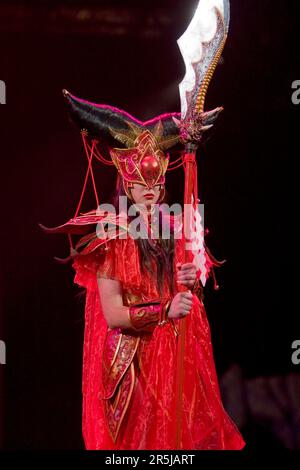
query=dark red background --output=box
[0,0,299,450]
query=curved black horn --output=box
[62,89,143,142]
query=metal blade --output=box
[177,0,230,119]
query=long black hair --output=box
[111,179,175,298]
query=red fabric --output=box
[72,236,245,450]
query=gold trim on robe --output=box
[101,329,140,400]
[104,362,136,443]
[99,291,143,441]
[100,292,171,442]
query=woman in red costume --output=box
[41,91,245,450]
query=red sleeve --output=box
[72,238,139,291]
[72,251,101,292]
[72,240,118,291]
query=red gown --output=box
[72,234,245,450]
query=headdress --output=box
[62,90,181,200]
